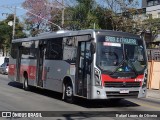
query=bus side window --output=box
[46,38,63,60]
[63,37,77,61]
[11,43,20,59]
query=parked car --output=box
[0,57,9,66]
[0,63,9,74]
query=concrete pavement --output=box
[147,89,160,100]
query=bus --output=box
[8,29,148,103]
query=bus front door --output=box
[36,44,46,87]
[76,41,91,97]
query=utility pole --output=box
[12,6,16,40]
[62,0,64,27]
[0,6,16,40]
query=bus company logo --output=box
[122,82,126,87]
[2,112,11,117]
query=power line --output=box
[2,2,23,6]
[16,6,62,30]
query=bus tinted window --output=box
[4,58,9,63]
[11,43,21,59]
[96,35,146,73]
[63,37,77,61]
[46,38,63,60]
[21,41,37,59]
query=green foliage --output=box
[142,18,160,41]
[63,0,97,30]
[0,14,26,56]
[63,1,136,32]
[23,0,160,43]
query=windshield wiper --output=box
[109,59,125,75]
[124,51,138,75]
[109,47,138,76]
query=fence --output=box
[147,49,160,61]
[147,49,160,90]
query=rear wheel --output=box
[23,76,29,91]
[63,83,74,103]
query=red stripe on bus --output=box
[101,74,143,86]
[28,66,37,80]
[20,65,36,80]
[8,64,16,75]
[42,67,47,81]
[9,64,47,81]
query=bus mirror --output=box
[90,42,96,54]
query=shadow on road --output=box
[73,98,140,108]
[8,81,23,89]
[8,81,140,108]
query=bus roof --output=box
[12,29,140,43]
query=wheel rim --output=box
[24,78,28,88]
[66,86,72,97]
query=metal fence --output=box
[147,49,160,61]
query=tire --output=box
[63,83,74,103]
[23,76,29,91]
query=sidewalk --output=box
[146,89,160,100]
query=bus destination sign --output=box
[105,36,137,45]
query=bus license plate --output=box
[120,89,129,94]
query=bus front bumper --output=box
[90,86,147,99]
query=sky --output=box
[0,0,142,21]
[0,0,25,21]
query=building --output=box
[141,0,160,47]
[142,0,160,18]
[142,0,160,61]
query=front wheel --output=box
[63,83,74,103]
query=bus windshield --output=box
[96,35,147,73]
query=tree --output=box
[61,0,99,30]
[0,14,26,56]
[62,0,139,31]
[94,6,113,30]
[96,0,139,32]
[22,0,51,36]
[0,21,11,56]
[22,0,140,33]
[6,15,26,39]
[48,0,64,31]
[141,18,160,48]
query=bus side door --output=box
[36,42,46,87]
[16,46,21,82]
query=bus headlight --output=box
[95,68,102,86]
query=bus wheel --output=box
[23,76,29,91]
[63,83,74,103]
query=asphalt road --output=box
[0,74,160,120]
